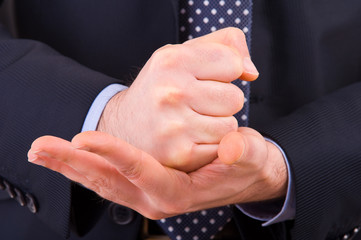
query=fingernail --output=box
[28,153,43,166]
[243,57,259,76]
[28,151,48,166]
[27,150,37,161]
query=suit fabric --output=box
[0,0,360,239]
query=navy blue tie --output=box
[158,0,254,239]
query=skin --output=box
[28,128,287,219]
[96,27,259,172]
[27,28,287,218]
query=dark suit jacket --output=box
[0,0,360,239]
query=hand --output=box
[28,128,287,219]
[97,27,259,172]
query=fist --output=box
[98,27,259,172]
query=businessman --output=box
[2,0,361,240]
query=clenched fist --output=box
[97,27,259,172]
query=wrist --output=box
[240,140,288,203]
[262,141,288,200]
[97,89,127,135]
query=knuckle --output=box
[213,117,238,137]
[209,82,229,100]
[173,146,193,168]
[223,116,239,132]
[230,84,245,112]
[227,60,243,80]
[151,44,181,70]
[175,144,193,167]
[205,43,227,63]
[156,86,185,107]
[87,180,110,199]
[120,160,143,182]
[158,120,185,140]
[212,83,244,113]
[240,136,267,172]
[208,44,242,79]
[63,148,75,164]
[225,27,246,44]
[161,142,193,170]
[91,177,110,189]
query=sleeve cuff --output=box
[81,83,128,132]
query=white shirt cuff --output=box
[81,83,128,132]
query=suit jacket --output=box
[0,0,360,239]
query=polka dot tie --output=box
[158,207,233,240]
[158,0,254,240]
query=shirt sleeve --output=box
[81,84,128,132]
[236,137,296,226]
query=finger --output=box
[186,27,249,57]
[185,27,259,81]
[30,136,114,179]
[71,132,186,196]
[153,42,244,83]
[28,136,98,188]
[72,132,201,218]
[218,127,266,165]
[181,42,244,82]
[188,80,244,116]
[188,114,238,144]
[28,135,143,204]
[28,146,92,187]
[187,144,219,171]
[157,143,219,172]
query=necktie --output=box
[158,0,253,239]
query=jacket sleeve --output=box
[259,81,361,240]
[0,22,120,238]
[230,0,361,239]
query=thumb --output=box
[218,127,267,165]
[218,131,246,165]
